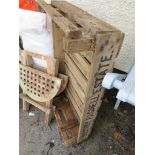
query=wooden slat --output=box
[69,99,80,122]
[62,126,79,147]
[80,51,93,64]
[51,1,120,35]
[53,98,79,146]
[68,53,90,79]
[37,0,82,39]
[22,51,59,76]
[65,65,85,104]
[72,53,90,74]
[66,89,82,120]
[60,120,79,131]
[67,82,83,109]
[57,73,69,95]
[66,88,82,118]
[52,22,65,73]
[63,38,94,53]
[64,53,87,92]
[54,103,78,131]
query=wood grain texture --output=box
[19,64,62,102]
[80,51,93,64]
[77,32,124,142]
[20,94,51,114]
[37,0,125,145]
[57,73,69,95]
[54,96,79,146]
[64,53,87,92]
[68,53,90,79]
[52,22,65,73]
[51,1,121,36]
[65,65,85,103]
[37,0,82,39]
[63,38,94,53]
[20,51,62,126]
[22,51,59,76]
[66,88,82,120]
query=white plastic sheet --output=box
[19,9,54,67]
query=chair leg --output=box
[46,100,52,108]
[22,92,30,111]
[23,99,30,111]
[45,99,54,126]
[45,110,54,127]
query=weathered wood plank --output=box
[57,73,69,95]
[54,100,78,130]
[68,53,90,79]
[52,22,65,73]
[65,53,87,92]
[54,98,79,146]
[37,0,82,39]
[66,90,82,118]
[20,94,51,114]
[51,1,120,35]
[22,51,59,76]
[80,51,93,64]
[63,38,94,53]
[67,82,84,110]
[73,53,90,70]
[66,89,82,120]
[65,65,85,103]
[69,97,81,122]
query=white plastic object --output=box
[102,64,135,109]
[28,112,35,116]
[19,9,54,68]
[116,64,135,105]
[114,99,121,110]
[102,73,126,89]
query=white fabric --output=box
[43,0,52,4]
[19,9,54,68]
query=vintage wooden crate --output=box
[37,0,124,146]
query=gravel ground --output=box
[19,89,135,155]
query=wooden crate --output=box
[53,95,79,146]
[37,0,124,145]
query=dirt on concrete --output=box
[19,89,135,155]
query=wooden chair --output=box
[19,51,62,126]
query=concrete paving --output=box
[19,89,135,155]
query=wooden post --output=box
[52,22,65,74]
[23,99,30,111]
[45,110,53,126]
